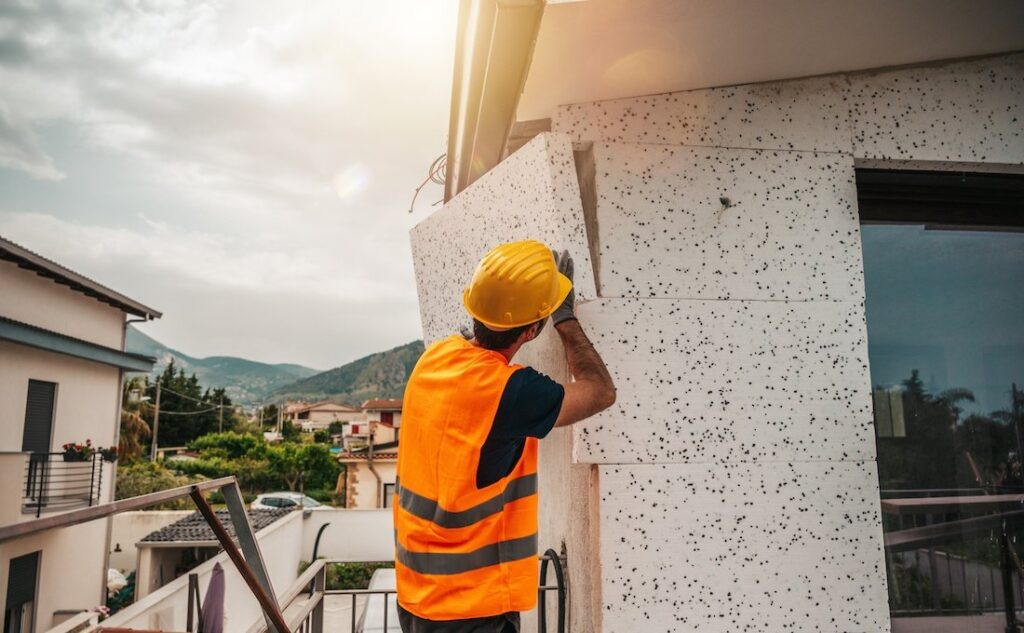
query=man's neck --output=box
[468,338,519,363]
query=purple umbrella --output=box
[201,562,226,633]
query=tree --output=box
[142,360,235,447]
[119,377,151,462]
[259,404,280,427]
[266,443,339,492]
[115,461,200,510]
[281,419,300,441]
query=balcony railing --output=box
[23,452,103,518]
[251,552,567,633]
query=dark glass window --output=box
[859,169,1024,622]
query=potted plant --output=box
[62,439,93,462]
[99,446,118,462]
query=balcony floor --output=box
[892,614,1009,633]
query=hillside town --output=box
[2,2,1024,633]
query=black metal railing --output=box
[22,452,103,518]
[883,490,1024,630]
[275,553,568,633]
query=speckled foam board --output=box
[574,299,874,464]
[849,53,1024,165]
[410,132,595,343]
[599,461,890,633]
[591,142,864,301]
[552,74,852,153]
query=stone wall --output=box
[410,53,1024,632]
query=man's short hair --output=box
[472,319,540,351]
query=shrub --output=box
[115,461,202,510]
[188,431,266,459]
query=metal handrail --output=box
[22,452,104,518]
[267,556,568,633]
[0,476,289,633]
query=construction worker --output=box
[394,240,616,633]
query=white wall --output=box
[0,342,120,525]
[299,509,394,562]
[344,461,396,509]
[0,521,109,632]
[108,511,192,573]
[412,52,1024,633]
[102,511,304,633]
[0,259,125,349]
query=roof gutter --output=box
[0,315,157,372]
[445,0,544,201]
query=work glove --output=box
[551,249,576,326]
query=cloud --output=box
[0,1,455,367]
[0,104,64,180]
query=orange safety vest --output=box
[394,335,539,621]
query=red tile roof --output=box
[361,398,403,411]
[289,401,360,414]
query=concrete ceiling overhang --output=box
[519,0,1024,120]
[445,0,1024,199]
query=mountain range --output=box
[125,326,423,406]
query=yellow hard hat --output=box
[463,240,573,331]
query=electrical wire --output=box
[408,153,446,213]
[151,383,229,408]
[138,401,221,416]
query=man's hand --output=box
[551,249,576,326]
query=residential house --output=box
[133,508,293,599]
[284,401,361,432]
[0,236,159,632]
[361,398,402,430]
[411,2,1024,632]
[336,443,398,510]
[334,399,403,509]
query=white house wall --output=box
[591,143,864,301]
[413,53,1024,632]
[0,521,109,632]
[0,259,125,349]
[575,299,873,464]
[599,461,889,632]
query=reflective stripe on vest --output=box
[395,474,537,529]
[395,532,537,576]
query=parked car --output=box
[250,492,323,510]
[355,568,400,632]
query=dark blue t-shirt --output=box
[476,367,564,488]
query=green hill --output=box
[125,326,320,405]
[270,340,424,405]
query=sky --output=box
[0,0,457,370]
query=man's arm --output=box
[553,319,615,427]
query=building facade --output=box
[412,3,1024,631]
[0,237,159,632]
[284,401,361,432]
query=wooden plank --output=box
[881,493,1024,515]
[0,476,236,544]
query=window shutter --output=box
[5,551,39,606]
[22,380,56,454]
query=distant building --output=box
[361,398,403,429]
[335,398,404,508]
[0,236,159,631]
[133,508,293,599]
[337,443,398,510]
[284,401,361,432]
